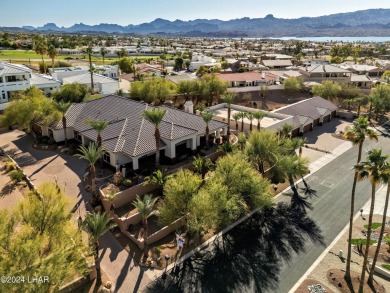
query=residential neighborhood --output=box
[1,3,390,293]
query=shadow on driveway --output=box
[143,202,325,293]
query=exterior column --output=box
[222,127,227,136]
[132,157,139,170]
[216,129,221,139]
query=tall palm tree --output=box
[221,93,236,142]
[34,38,48,74]
[82,212,117,285]
[294,137,308,158]
[253,110,267,131]
[232,112,241,133]
[132,194,158,261]
[368,163,390,285]
[201,110,214,150]
[192,155,213,180]
[76,142,103,199]
[246,112,254,132]
[85,119,109,147]
[239,111,247,133]
[143,108,167,166]
[55,101,72,147]
[100,47,108,65]
[344,116,378,282]
[280,123,293,138]
[47,45,58,73]
[237,132,247,152]
[85,46,95,94]
[355,149,388,293]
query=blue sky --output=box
[2,0,390,27]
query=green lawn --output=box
[350,238,377,245]
[84,94,103,102]
[382,264,390,271]
[364,223,382,230]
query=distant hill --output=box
[3,9,390,37]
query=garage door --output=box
[323,115,331,123]
[303,123,312,133]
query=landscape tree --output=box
[143,108,167,166]
[0,182,89,292]
[53,83,89,103]
[239,111,246,132]
[85,46,95,94]
[84,119,109,147]
[82,212,116,285]
[158,169,202,226]
[132,194,158,261]
[370,83,390,118]
[253,110,267,131]
[232,112,241,132]
[76,142,103,199]
[284,77,303,97]
[382,70,390,83]
[200,74,228,105]
[0,87,60,132]
[260,85,268,109]
[311,80,342,101]
[143,169,170,194]
[55,101,72,146]
[174,57,184,71]
[130,78,176,105]
[368,162,390,285]
[246,112,254,132]
[237,132,247,151]
[117,57,134,74]
[100,47,108,65]
[355,149,388,293]
[192,155,213,180]
[221,93,236,142]
[34,37,48,73]
[47,44,58,72]
[201,110,214,149]
[344,116,378,282]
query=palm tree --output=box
[120,48,128,58]
[76,142,103,199]
[143,108,167,166]
[201,110,214,149]
[55,101,72,147]
[85,119,109,147]
[355,149,388,293]
[246,112,254,132]
[280,123,293,138]
[260,86,268,109]
[82,212,116,285]
[100,47,108,65]
[239,111,247,133]
[368,163,390,286]
[232,112,241,132]
[221,93,235,142]
[34,38,47,74]
[294,137,308,158]
[47,45,58,73]
[132,194,158,261]
[237,132,247,151]
[344,116,378,282]
[192,156,213,179]
[85,46,94,94]
[143,169,170,193]
[253,110,267,131]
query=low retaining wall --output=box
[369,262,390,279]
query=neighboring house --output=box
[267,70,303,83]
[350,74,373,89]
[40,95,227,171]
[49,65,119,82]
[0,62,60,110]
[273,96,338,136]
[261,59,293,69]
[299,64,352,83]
[120,64,162,82]
[339,64,383,77]
[62,73,119,95]
[189,53,217,71]
[165,73,198,85]
[217,72,273,88]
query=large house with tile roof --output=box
[39,95,227,171]
[299,64,352,83]
[0,62,60,110]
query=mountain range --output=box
[2,9,390,37]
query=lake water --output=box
[270,37,390,42]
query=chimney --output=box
[184,100,194,113]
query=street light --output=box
[162,254,170,280]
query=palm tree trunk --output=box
[41,55,46,74]
[357,104,361,116]
[90,165,97,199]
[250,122,253,132]
[257,120,260,131]
[241,120,244,133]
[143,218,149,262]
[299,147,302,158]
[62,116,68,147]
[89,54,94,95]
[155,128,160,166]
[102,56,105,65]
[227,107,231,142]
[368,182,390,285]
[235,121,238,132]
[358,183,376,293]
[345,142,364,282]
[52,58,55,73]
[94,241,102,285]
[97,134,102,147]
[205,125,210,149]
[368,103,373,120]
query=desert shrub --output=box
[113,171,123,185]
[9,170,24,183]
[122,179,132,187]
[5,160,16,172]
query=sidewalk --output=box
[362,184,390,216]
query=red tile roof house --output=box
[38,95,227,171]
